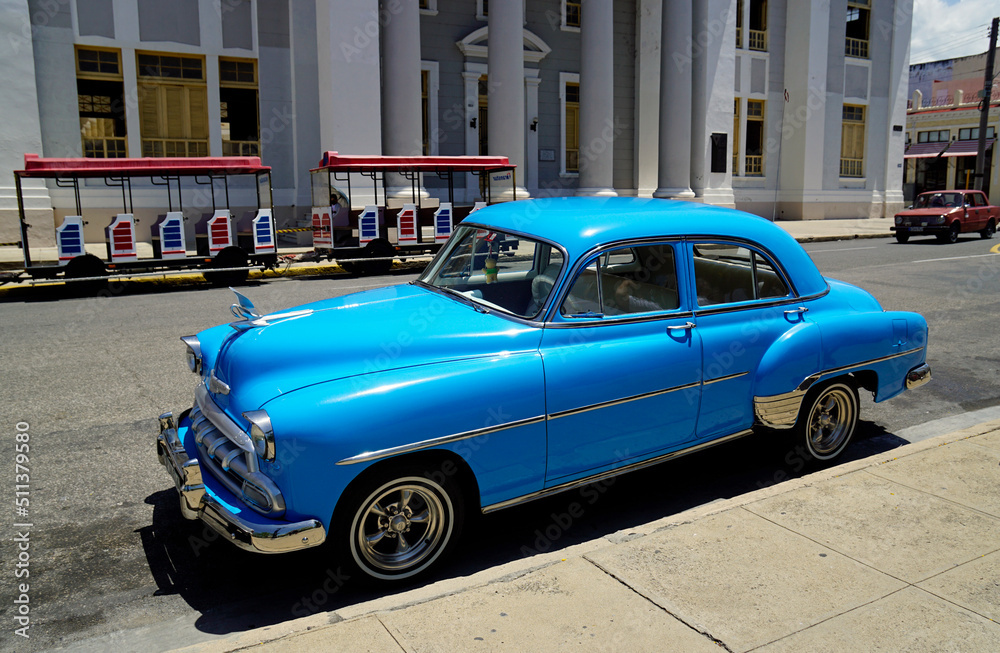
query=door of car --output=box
[966,192,987,230]
[540,242,703,484]
[687,241,805,438]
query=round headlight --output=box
[894,216,902,225]
[935,215,947,225]
[244,410,276,461]
[181,336,202,374]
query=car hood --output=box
[207,284,542,411]
[896,207,956,217]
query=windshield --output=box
[418,225,564,319]
[915,192,963,209]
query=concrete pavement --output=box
[171,419,1000,653]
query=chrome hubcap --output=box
[808,387,855,458]
[353,480,451,577]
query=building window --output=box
[917,129,950,144]
[478,75,489,156]
[736,0,743,48]
[846,1,870,59]
[733,99,741,174]
[420,61,439,156]
[564,1,581,29]
[418,0,437,14]
[477,0,525,22]
[748,0,767,51]
[745,99,764,176]
[219,58,259,156]
[76,47,127,158]
[958,127,996,140]
[137,52,209,157]
[840,104,866,177]
[561,75,580,175]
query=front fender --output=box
[257,353,547,527]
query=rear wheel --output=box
[335,463,464,582]
[980,220,996,239]
[895,232,909,244]
[795,381,859,463]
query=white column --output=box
[381,0,423,158]
[634,0,662,197]
[462,67,484,202]
[488,0,529,199]
[315,0,382,159]
[576,0,617,196]
[381,0,424,199]
[525,72,541,194]
[654,0,695,199]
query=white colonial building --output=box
[0,0,912,247]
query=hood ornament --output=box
[230,288,262,321]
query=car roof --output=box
[468,197,828,297]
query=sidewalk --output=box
[174,420,1000,653]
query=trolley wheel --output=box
[204,246,249,286]
[64,254,109,295]
[342,239,395,277]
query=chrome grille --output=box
[190,396,285,517]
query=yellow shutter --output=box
[188,86,208,139]
[138,83,160,138]
[164,85,185,138]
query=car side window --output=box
[692,244,790,306]
[561,244,680,317]
[973,193,986,207]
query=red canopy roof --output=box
[904,139,996,159]
[312,151,514,172]
[16,154,270,178]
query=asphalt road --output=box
[1,232,999,652]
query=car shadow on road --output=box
[139,421,911,637]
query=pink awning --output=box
[939,138,995,158]
[903,142,948,158]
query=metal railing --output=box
[840,158,864,178]
[142,139,209,157]
[749,29,767,51]
[845,37,869,59]
[83,138,127,158]
[745,155,764,176]
[223,140,260,156]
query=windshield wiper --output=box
[432,285,491,314]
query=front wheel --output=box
[795,381,859,463]
[980,220,996,239]
[937,223,960,244]
[338,466,464,582]
[895,232,909,244]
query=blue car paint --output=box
[176,197,929,539]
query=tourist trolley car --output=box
[309,152,517,275]
[11,154,276,286]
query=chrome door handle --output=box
[667,321,696,331]
[784,307,809,316]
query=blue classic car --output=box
[156,197,931,581]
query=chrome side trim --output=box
[336,415,546,465]
[817,346,925,378]
[906,363,932,389]
[548,381,701,420]
[703,371,749,386]
[482,429,754,514]
[754,389,808,429]
[545,311,695,329]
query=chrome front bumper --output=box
[155,411,326,554]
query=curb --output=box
[168,417,1000,653]
[793,232,894,243]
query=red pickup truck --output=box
[892,190,999,244]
